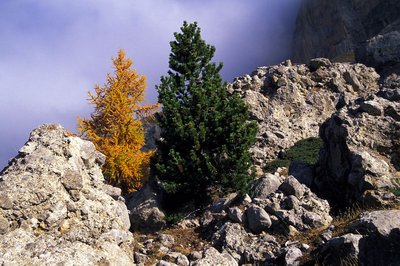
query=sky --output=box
[0,0,301,169]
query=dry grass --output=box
[132,227,207,266]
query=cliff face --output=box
[292,0,400,70]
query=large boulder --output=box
[315,85,400,207]
[125,181,166,233]
[318,210,400,265]
[229,60,380,174]
[0,124,134,265]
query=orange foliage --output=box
[78,49,159,192]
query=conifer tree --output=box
[152,22,257,207]
[78,49,158,192]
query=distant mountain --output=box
[292,0,400,72]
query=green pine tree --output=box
[152,21,257,209]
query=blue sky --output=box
[0,0,301,169]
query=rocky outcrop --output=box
[0,124,134,265]
[313,74,400,207]
[318,210,400,265]
[199,170,332,265]
[293,0,400,71]
[229,59,379,175]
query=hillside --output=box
[1,59,399,265]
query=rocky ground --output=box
[0,59,399,265]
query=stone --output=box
[351,210,400,236]
[228,207,244,223]
[288,161,315,188]
[246,205,271,234]
[309,58,332,71]
[192,247,238,266]
[166,252,189,266]
[125,181,166,233]
[61,170,83,191]
[134,252,149,264]
[211,222,280,264]
[0,124,134,265]
[360,100,383,116]
[156,260,178,266]
[316,91,400,207]
[0,193,13,209]
[251,174,281,199]
[279,176,305,199]
[189,251,203,261]
[318,234,362,266]
[158,234,175,248]
[284,246,302,266]
[0,214,9,234]
[229,60,380,176]
[292,0,400,71]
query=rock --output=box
[125,181,166,233]
[166,252,189,266]
[293,0,400,71]
[212,193,238,213]
[189,251,203,261]
[0,124,134,265]
[228,207,244,223]
[279,176,305,199]
[246,205,272,234]
[229,60,379,175]
[288,161,314,188]
[284,246,302,266]
[158,234,175,248]
[134,252,149,264]
[351,210,400,236]
[257,181,332,231]
[360,100,383,116]
[156,260,178,266]
[378,74,400,101]
[361,30,400,70]
[211,222,279,264]
[192,247,238,266]
[315,91,400,207]
[251,174,282,199]
[0,214,9,234]
[61,169,83,191]
[318,234,362,265]
[309,58,332,71]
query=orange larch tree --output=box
[78,49,158,192]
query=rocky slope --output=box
[0,125,134,265]
[130,60,399,265]
[228,58,379,176]
[1,60,399,265]
[292,0,400,71]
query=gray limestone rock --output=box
[251,174,282,199]
[246,205,272,234]
[125,181,166,233]
[0,124,134,266]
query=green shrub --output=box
[265,137,323,173]
[164,213,185,225]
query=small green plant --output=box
[265,137,323,173]
[390,187,400,196]
[164,213,185,225]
